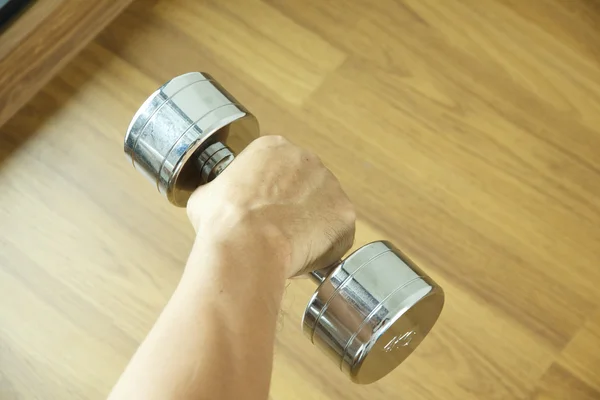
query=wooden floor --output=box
[0,0,134,127]
[2,0,600,398]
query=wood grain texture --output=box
[2,0,600,398]
[0,0,134,127]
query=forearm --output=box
[109,136,355,399]
[108,232,287,400]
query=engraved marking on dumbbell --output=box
[339,276,422,369]
[384,331,418,353]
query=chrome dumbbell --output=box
[124,72,444,384]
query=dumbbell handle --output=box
[194,142,236,184]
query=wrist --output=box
[187,206,294,276]
[180,219,290,306]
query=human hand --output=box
[186,135,355,278]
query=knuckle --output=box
[332,219,355,254]
[341,227,356,252]
[343,201,357,225]
[248,135,294,160]
[302,149,322,165]
[340,206,356,237]
[255,134,288,147]
[324,199,356,255]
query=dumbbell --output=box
[124,72,444,384]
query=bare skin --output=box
[108,136,356,400]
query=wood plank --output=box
[0,0,134,127]
[531,364,600,400]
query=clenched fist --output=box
[186,135,356,278]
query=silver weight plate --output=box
[124,72,259,206]
[302,241,444,384]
